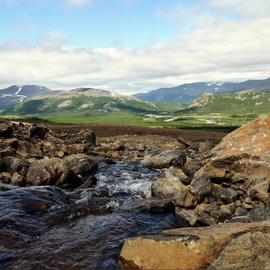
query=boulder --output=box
[78,129,96,144]
[151,167,187,198]
[197,115,270,183]
[0,124,13,138]
[120,222,270,270]
[175,208,198,226]
[142,150,187,169]
[63,154,97,176]
[61,144,89,155]
[26,158,72,185]
[29,124,49,139]
[16,140,42,158]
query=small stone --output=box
[191,176,212,202]
[112,151,120,158]
[220,188,238,204]
[211,207,233,223]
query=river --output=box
[0,161,176,270]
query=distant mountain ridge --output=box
[0,85,52,110]
[134,78,270,104]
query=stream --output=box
[0,161,176,270]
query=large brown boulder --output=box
[78,129,96,144]
[120,222,270,270]
[213,115,270,159]
[63,154,97,176]
[26,158,72,185]
[28,124,49,140]
[196,115,270,182]
[16,140,42,158]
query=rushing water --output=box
[0,161,176,270]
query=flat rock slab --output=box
[120,221,270,270]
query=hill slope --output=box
[135,78,270,104]
[181,90,270,114]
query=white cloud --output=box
[0,0,270,93]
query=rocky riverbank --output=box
[1,117,270,269]
[120,115,270,269]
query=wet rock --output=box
[120,222,270,270]
[248,180,270,203]
[16,140,42,158]
[26,158,73,186]
[142,150,187,169]
[220,187,238,204]
[120,197,174,213]
[191,176,212,202]
[76,176,97,189]
[63,154,97,176]
[151,167,187,198]
[29,124,49,140]
[78,129,96,144]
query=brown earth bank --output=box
[50,124,227,142]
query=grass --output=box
[1,111,262,131]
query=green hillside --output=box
[4,92,161,116]
[180,91,270,115]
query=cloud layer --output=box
[0,0,270,93]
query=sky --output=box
[0,0,270,93]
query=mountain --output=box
[0,85,53,110]
[180,90,270,115]
[4,87,160,116]
[134,78,270,104]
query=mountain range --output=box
[134,78,270,103]
[4,87,160,116]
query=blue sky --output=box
[0,0,181,48]
[0,0,269,93]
